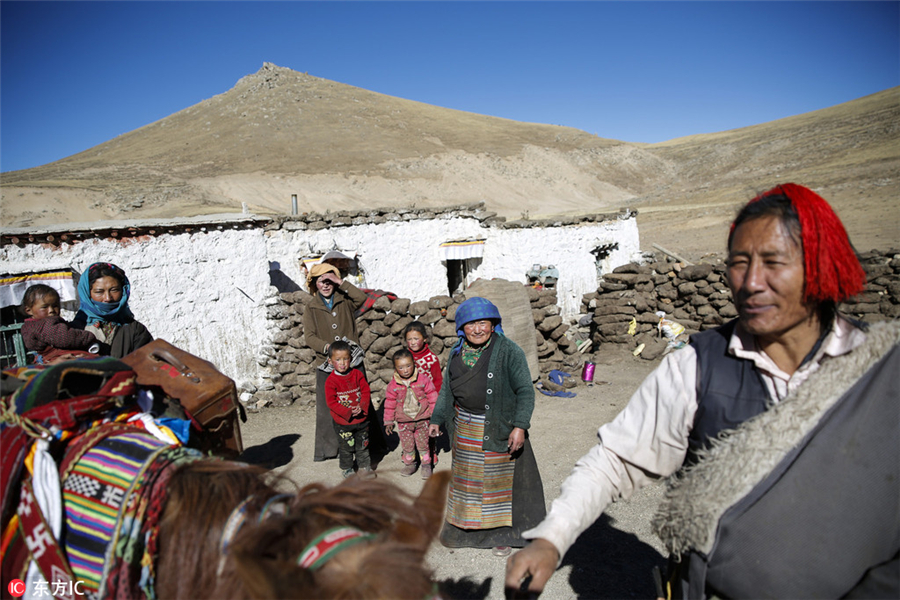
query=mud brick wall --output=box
[582,249,900,361]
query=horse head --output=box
[157,462,450,599]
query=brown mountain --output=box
[2,62,897,257]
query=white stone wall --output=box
[2,229,271,386]
[267,214,641,318]
[266,216,487,299]
[470,216,640,317]
[2,213,640,391]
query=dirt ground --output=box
[238,344,665,599]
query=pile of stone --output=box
[528,286,583,374]
[270,201,507,231]
[251,284,589,409]
[582,249,900,361]
[840,250,900,320]
[264,201,633,234]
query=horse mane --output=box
[156,461,448,599]
[156,460,293,599]
[231,473,448,599]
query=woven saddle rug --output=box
[1,358,137,522]
[2,424,203,600]
[59,426,204,600]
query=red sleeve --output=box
[383,382,398,423]
[325,375,353,422]
[421,375,438,419]
[429,360,443,391]
[39,317,97,350]
[357,371,371,415]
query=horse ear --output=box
[394,471,450,549]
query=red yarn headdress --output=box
[741,183,865,303]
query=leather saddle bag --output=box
[122,339,246,458]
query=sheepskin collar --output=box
[653,320,900,557]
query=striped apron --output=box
[445,407,515,530]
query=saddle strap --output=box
[17,478,77,600]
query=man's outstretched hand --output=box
[505,538,559,598]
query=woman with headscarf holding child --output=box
[72,262,153,358]
[429,297,545,554]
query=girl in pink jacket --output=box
[383,349,438,479]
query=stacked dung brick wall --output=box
[253,291,466,408]
[528,287,584,374]
[841,250,900,320]
[582,249,900,361]
[251,284,583,408]
[356,294,460,395]
[250,249,900,406]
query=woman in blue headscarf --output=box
[72,262,153,358]
[429,297,545,553]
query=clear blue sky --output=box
[2,1,898,173]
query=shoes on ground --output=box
[420,464,433,479]
[341,468,355,479]
[400,463,417,477]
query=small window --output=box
[1,307,30,368]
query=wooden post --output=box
[652,243,693,266]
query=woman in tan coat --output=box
[303,263,368,462]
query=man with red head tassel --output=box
[507,184,898,599]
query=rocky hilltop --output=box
[3,63,897,256]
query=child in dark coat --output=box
[20,284,99,363]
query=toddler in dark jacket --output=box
[20,284,99,363]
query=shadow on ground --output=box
[563,514,666,599]
[240,433,300,469]
[439,576,492,600]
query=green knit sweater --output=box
[430,333,535,453]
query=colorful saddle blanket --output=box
[61,429,203,599]
[1,358,137,522]
[1,359,203,600]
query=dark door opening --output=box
[446,258,482,295]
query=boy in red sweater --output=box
[324,340,374,479]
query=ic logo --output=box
[8,579,25,597]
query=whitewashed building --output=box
[1,203,640,392]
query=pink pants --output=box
[397,420,431,465]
